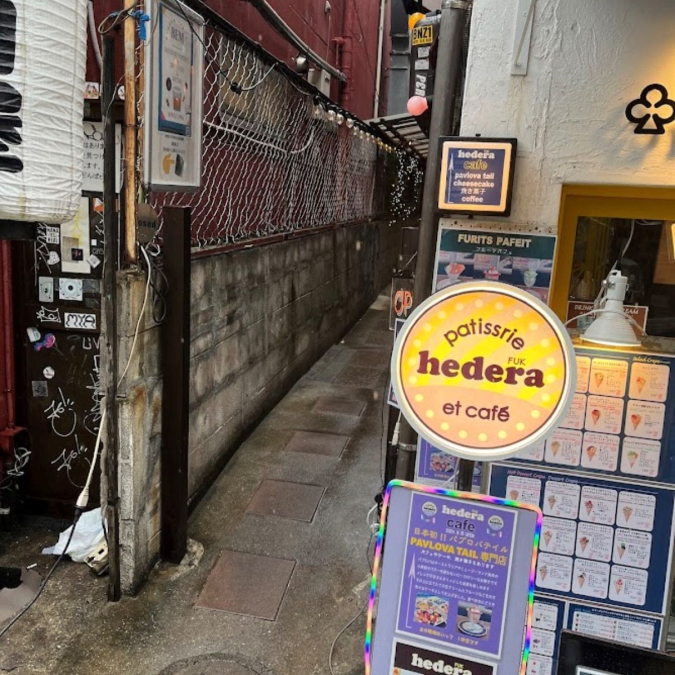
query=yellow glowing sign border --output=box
[391,281,577,462]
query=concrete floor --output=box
[0,292,393,675]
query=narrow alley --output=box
[0,293,392,675]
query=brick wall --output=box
[115,219,407,593]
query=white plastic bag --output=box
[42,507,105,563]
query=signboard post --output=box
[370,283,577,675]
[391,281,576,462]
[366,482,542,675]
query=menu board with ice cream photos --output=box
[489,465,675,646]
[433,226,556,304]
[510,347,675,484]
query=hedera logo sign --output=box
[391,281,575,461]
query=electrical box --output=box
[308,68,331,97]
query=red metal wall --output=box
[87,0,390,119]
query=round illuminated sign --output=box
[391,282,576,462]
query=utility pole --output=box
[395,0,473,489]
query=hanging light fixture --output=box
[581,271,641,348]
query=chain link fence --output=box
[135,6,423,251]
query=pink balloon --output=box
[407,96,428,116]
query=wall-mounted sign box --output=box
[437,138,517,216]
[390,281,576,462]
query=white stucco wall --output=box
[460,0,675,231]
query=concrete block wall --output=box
[188,220,405,500]
[115,219,407,593]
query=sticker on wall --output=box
[34,334,56,352]
[47,251,60,266]
[64,312,97,331]
[43,367,55,380]
[31,381,48,397]
[59,278,84,301]
[88,254,101,269]
[27,327,41,343]
[38,277,54,303]
[60,197,91,274]
[626,84,675,135]
[44,226,60,245]
[36,306,61,324]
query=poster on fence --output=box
[145,0,204,191]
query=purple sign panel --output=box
[397,493,517,657]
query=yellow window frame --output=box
[551,184,675,320]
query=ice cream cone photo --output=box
[591,409,601,425]
[543,530,552,546]
[550,441,561,456]
[579,536,589,552]
[627,450,638,468]
[577,573,586,588]
[614,578,624,594]
[539,565,548,581]
[594,373,604,388]
[585,446,597,462]
[622,506,633,522]
[509,489,519,501]
[631,414,642,430]
[547,495,557,510]
[618,543,626,559]
[636,376,647,393]
[585,500,594,516]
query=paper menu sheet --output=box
[628,362,669,402]
[589,358,629,398]
[567,604,659,650]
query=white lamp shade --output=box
[581,271,641,348]
[582,309,641,348]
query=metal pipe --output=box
[244,0,346,82]
[123,0,137,265]
[374,0,388,116]
[338,0,356,109]
[396,0,468,481]
[0,242,15,431]
[103,31,122,602]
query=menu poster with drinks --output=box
[368,485,540,675]
[509,347,675,485]
[415,438,483,491]
[489,465,675,616]
[433,226,556,305]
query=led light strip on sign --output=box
[365,481,543,675]
[391,281,577,462]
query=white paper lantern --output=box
[0,0,88,224]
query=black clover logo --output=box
[626,84,675,135]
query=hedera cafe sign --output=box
[391,281,576,462]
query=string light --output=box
[346,118,354,129]
[336,113,345,125]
